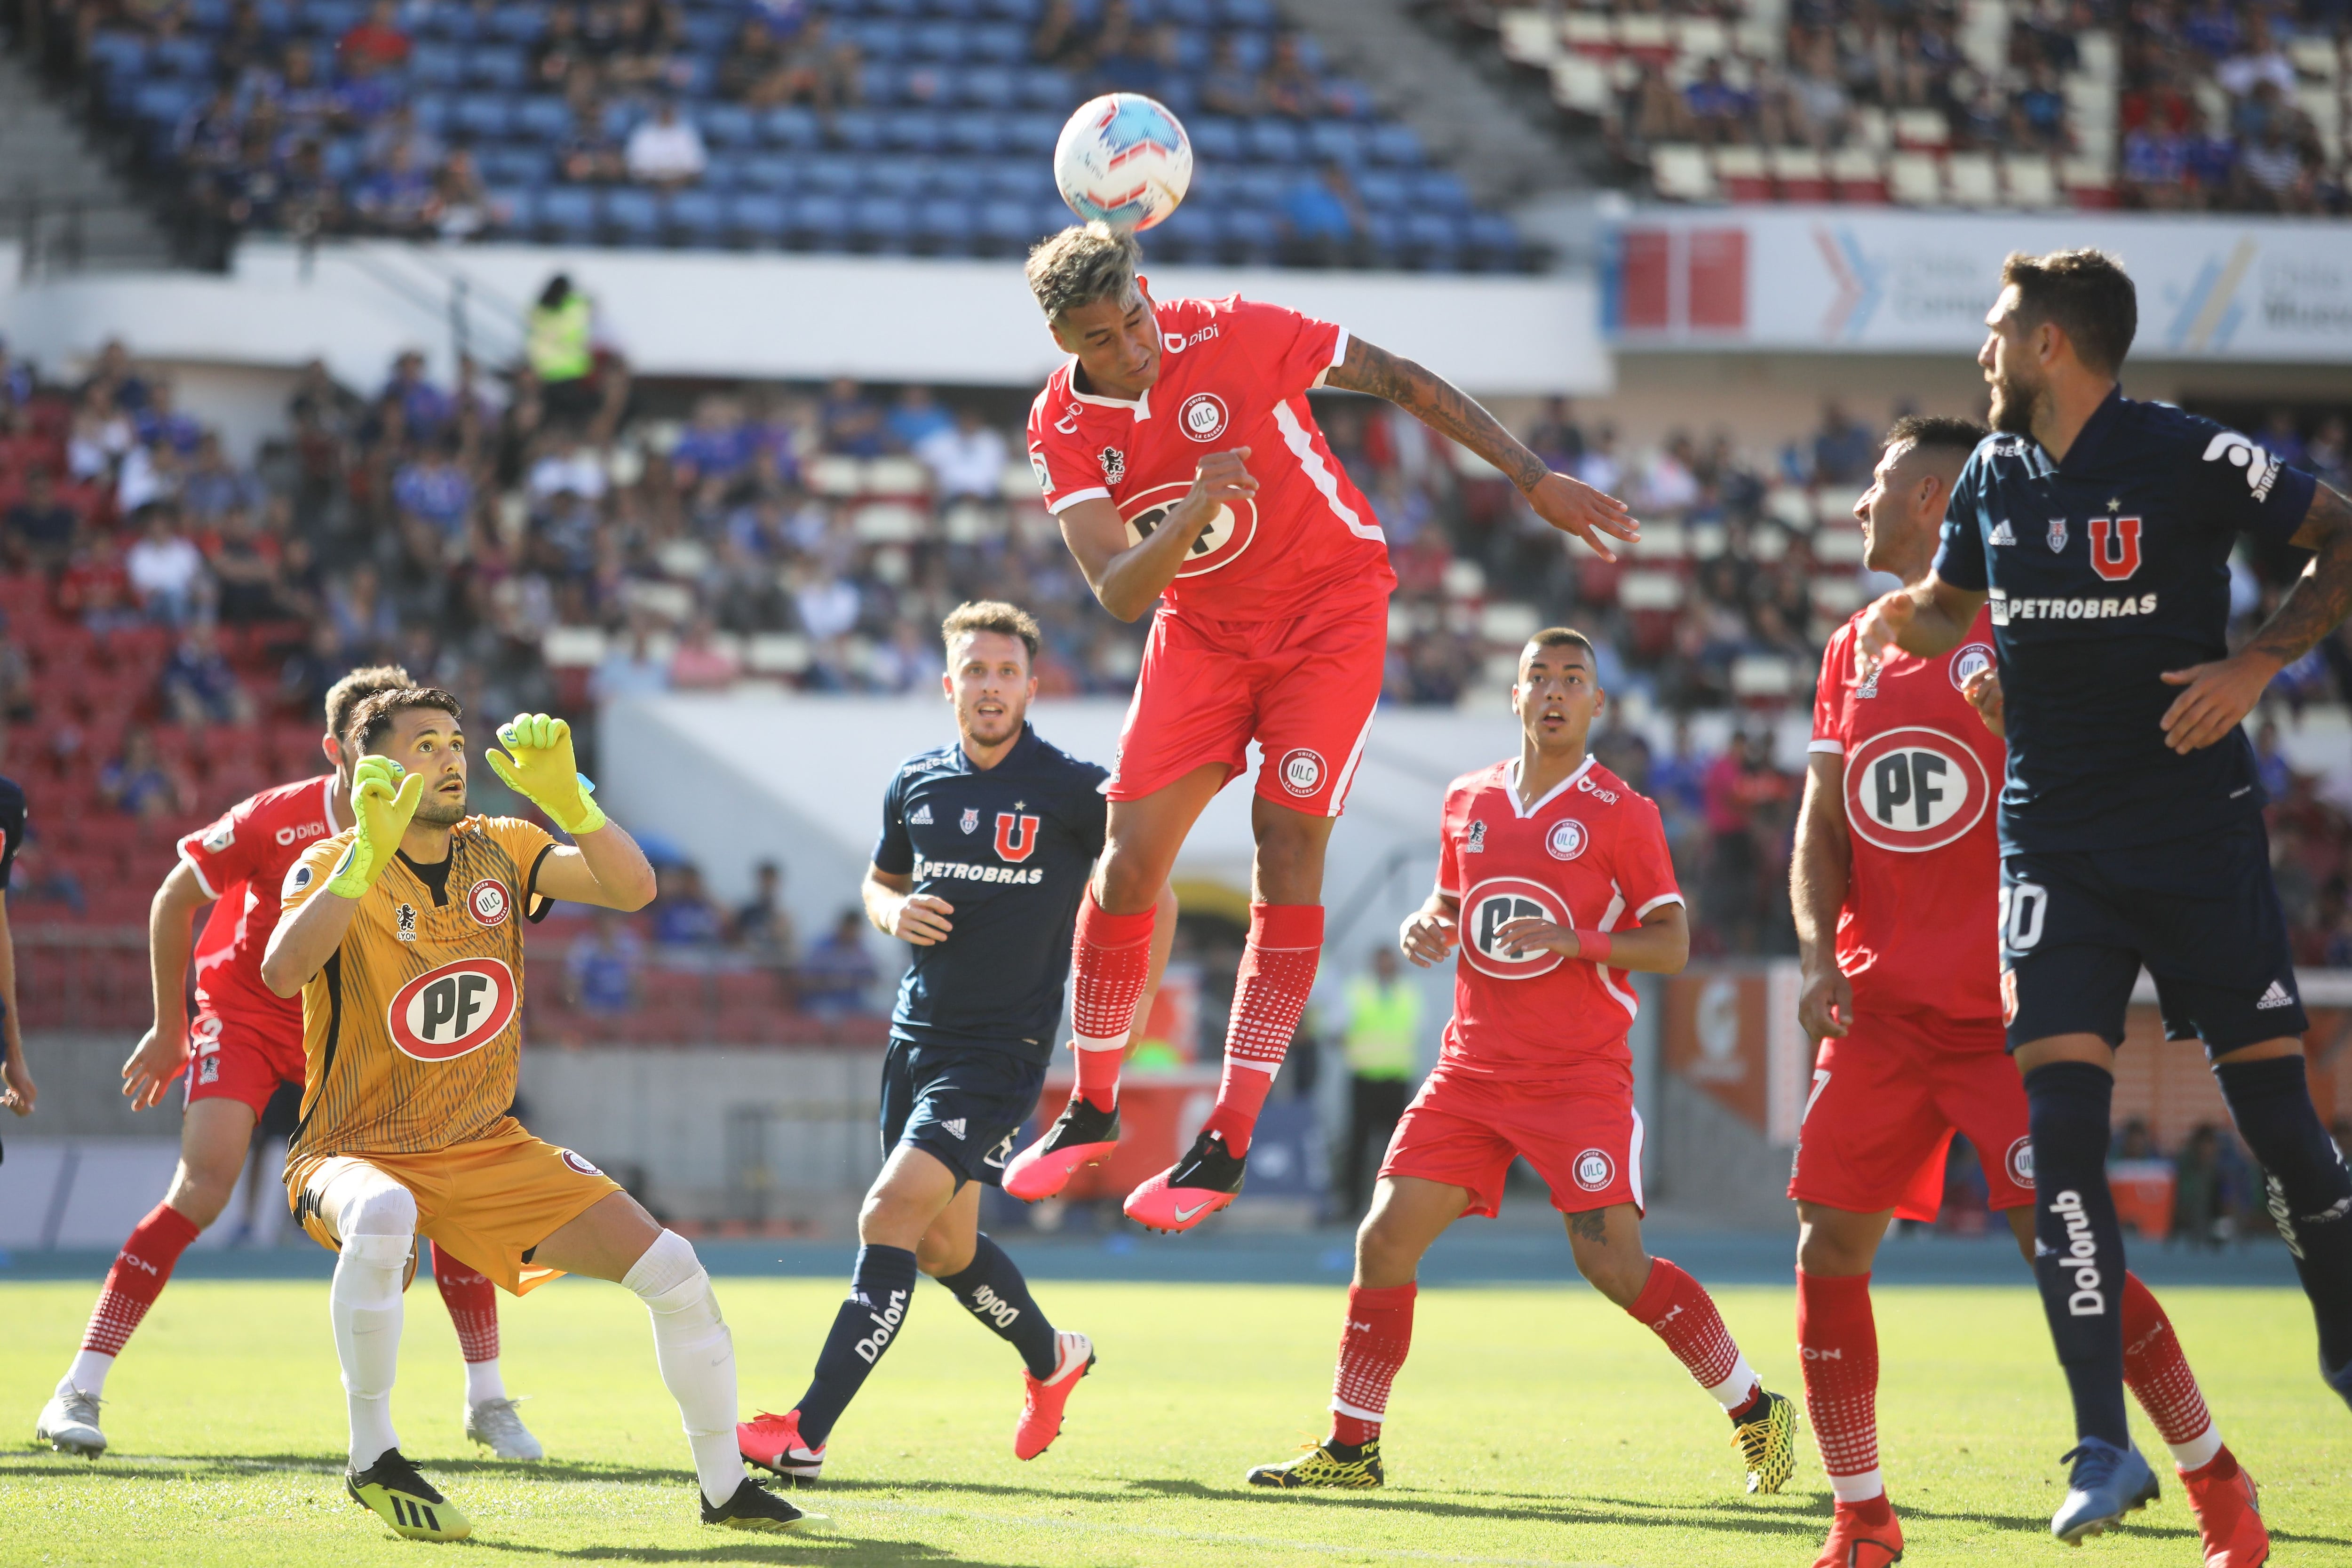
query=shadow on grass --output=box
[459,1535,990,1566]
[4,1450,701,1488]
[1118,1472,1826,1538]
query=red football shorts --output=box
[1107,591,1386,817]
[1380,1064,1644,1219]
[183,1005,307,1117]
[1788,1007,2033,1222]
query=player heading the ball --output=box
[1006,220,1638,1231]
[1246,629,1798,1496]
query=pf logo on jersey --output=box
[1178,393,1228,442]
[1842,725,1991,853]
[1461,877,1570,979]
[1119,480,1258,576]
[1546,820,1588,860]
[387,957,516,1063]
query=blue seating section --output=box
[92,0,1529,270]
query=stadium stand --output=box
[0,334,2345,1030]
[1430,0,2352,213]
[29,0,1536,269]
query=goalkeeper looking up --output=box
[260,689,818,1541]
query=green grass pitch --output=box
[4,1275,2346,1566]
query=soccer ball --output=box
[1053,93,1193,232]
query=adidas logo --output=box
[1990,519,2016,546]
[942,1117,967,1140]
[910,804,932,824]
[2257,980,2295,1010]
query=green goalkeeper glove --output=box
[327,756,423,899]
[486,712,607,836]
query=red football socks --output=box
[1329,1282,1415,1447]
[1628,1258,1758,1409]
[432,1242,501,1364]
[1201,903,1323,1156]
[1069,894,1156,1110]
[80,1202,201,1360]
[1797,1268,1884,1500]
[2122,1270,2221,1467]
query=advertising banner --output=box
[1613,208,2352,362]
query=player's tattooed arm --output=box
[1324,336,1639,561]
[1790,756,1854,1043]
[2161,479,2352,753]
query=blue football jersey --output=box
[871,724,1109,1063]
[1932,390,2316,852]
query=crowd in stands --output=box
[0,330,2347,1033]
[1435,0,2352,213]
[32,0,1527,269]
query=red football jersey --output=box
[1025,294,1397,622]
[1433,756,1682,1086]
[177,773,341,1047]
[1810,606,2003,1024]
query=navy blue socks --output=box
[2025,1061,2131,1449]
[2215,1054,2352,1395]
[938,1233,1060,1380]
[795,1244,919,1448]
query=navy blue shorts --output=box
[878,1038,1046,1191]
[2000,819,2309,1058]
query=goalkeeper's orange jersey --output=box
[281,815,556,1163]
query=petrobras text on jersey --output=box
[1989,589,2159,626]
[914,854,1046,885]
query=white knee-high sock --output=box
[624,1229,741,1507]
[332,1233,411,1469]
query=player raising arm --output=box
[260,691,815,1540]
[1791,419,2259,1568]
[739,603,1175,1484]
[1245,630,1797,1497]
[36,668,540,1465]
[1006,221,1637,1233]
[1855,248,2352,1543]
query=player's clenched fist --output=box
[489,712,607,835]
[1181,447,1258,517]
[1962,666,2005,738]
[885,891,955,947]
[1399,902,1458,967]
[328,756,424,898]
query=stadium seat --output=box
[418,3,479,40]
[977,197,1041,251]
[909,20,962,58]
[1713,144,1770,201]
[513,95,574,142]
[151,36,215,76]
[725,191,790,246]
[1769,145,1831,201]
[1946,151,1998,207]
[699,103,758,150]
[1353,169,1407,211]
[131,80,200,129]
[761,107,822,149]
[1306,120,1367,166]
[1402,211,1466,270]
[1828,146,1888,203]
[797,155,859,195]
[408,42,463,88]
[877,107,946,153]
[969,22,1027,63]
[1368,122,1426,167]
[665,188,727,246]
[849,194,916,252]
[603,187,664,245]
[956,68,1017,112]
[1187,115,1243,165]
[1014,66,1075,110]
[485,186,537,234]
[830,108,886,152]
[1466,212,1524,270]
[452,93,516,142]
[1245,117,1306,164]
[536,185,601,241]
[787,192,850,245]
[464,44,528,90]
[303,0,362,40]
[736,153,798,193]
[679,10,733,50]
[864,157,929,199]
[486,4,545,43]
[846,19,909,58]
[913,197,978,255]
[1004,112,1062,155]
[1888,150,1944,205]
[411,93,451,134]
[945,110,1008,153]
[1229,166,1286,208]
[1409,169,1472,213]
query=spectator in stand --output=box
[593,616,674,700]
[99,727,191,820]
[393,434,475,546]
[667,614,742,690]
[1259,30,1325,119]
[2171,1124,2230,1248]
[670,396,750,487]
[57,528,138,632]
[326,561,399,657]
[1683,58,1754,146]
[125,503,210,626]
[797,907,877,1016]
[277,620,349,716]
[1810,400,1876,487]
[1200,33,1259,117]
[203,505,284,622]
[774,13,862,111]
[624,101,707,188]
[885,385,953,452]
[717,16,789,103]
[4,469,79,570]
[650,861,724,947]
[527,427,610,507]
[915,406,1008,502]
[354,141,436,235]
[819,378,886,457]
[731,859,797,968]
[567,907,645,1013]
[159,621,257,728]
[1282,164,1367,266]
[180,433,260,526]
